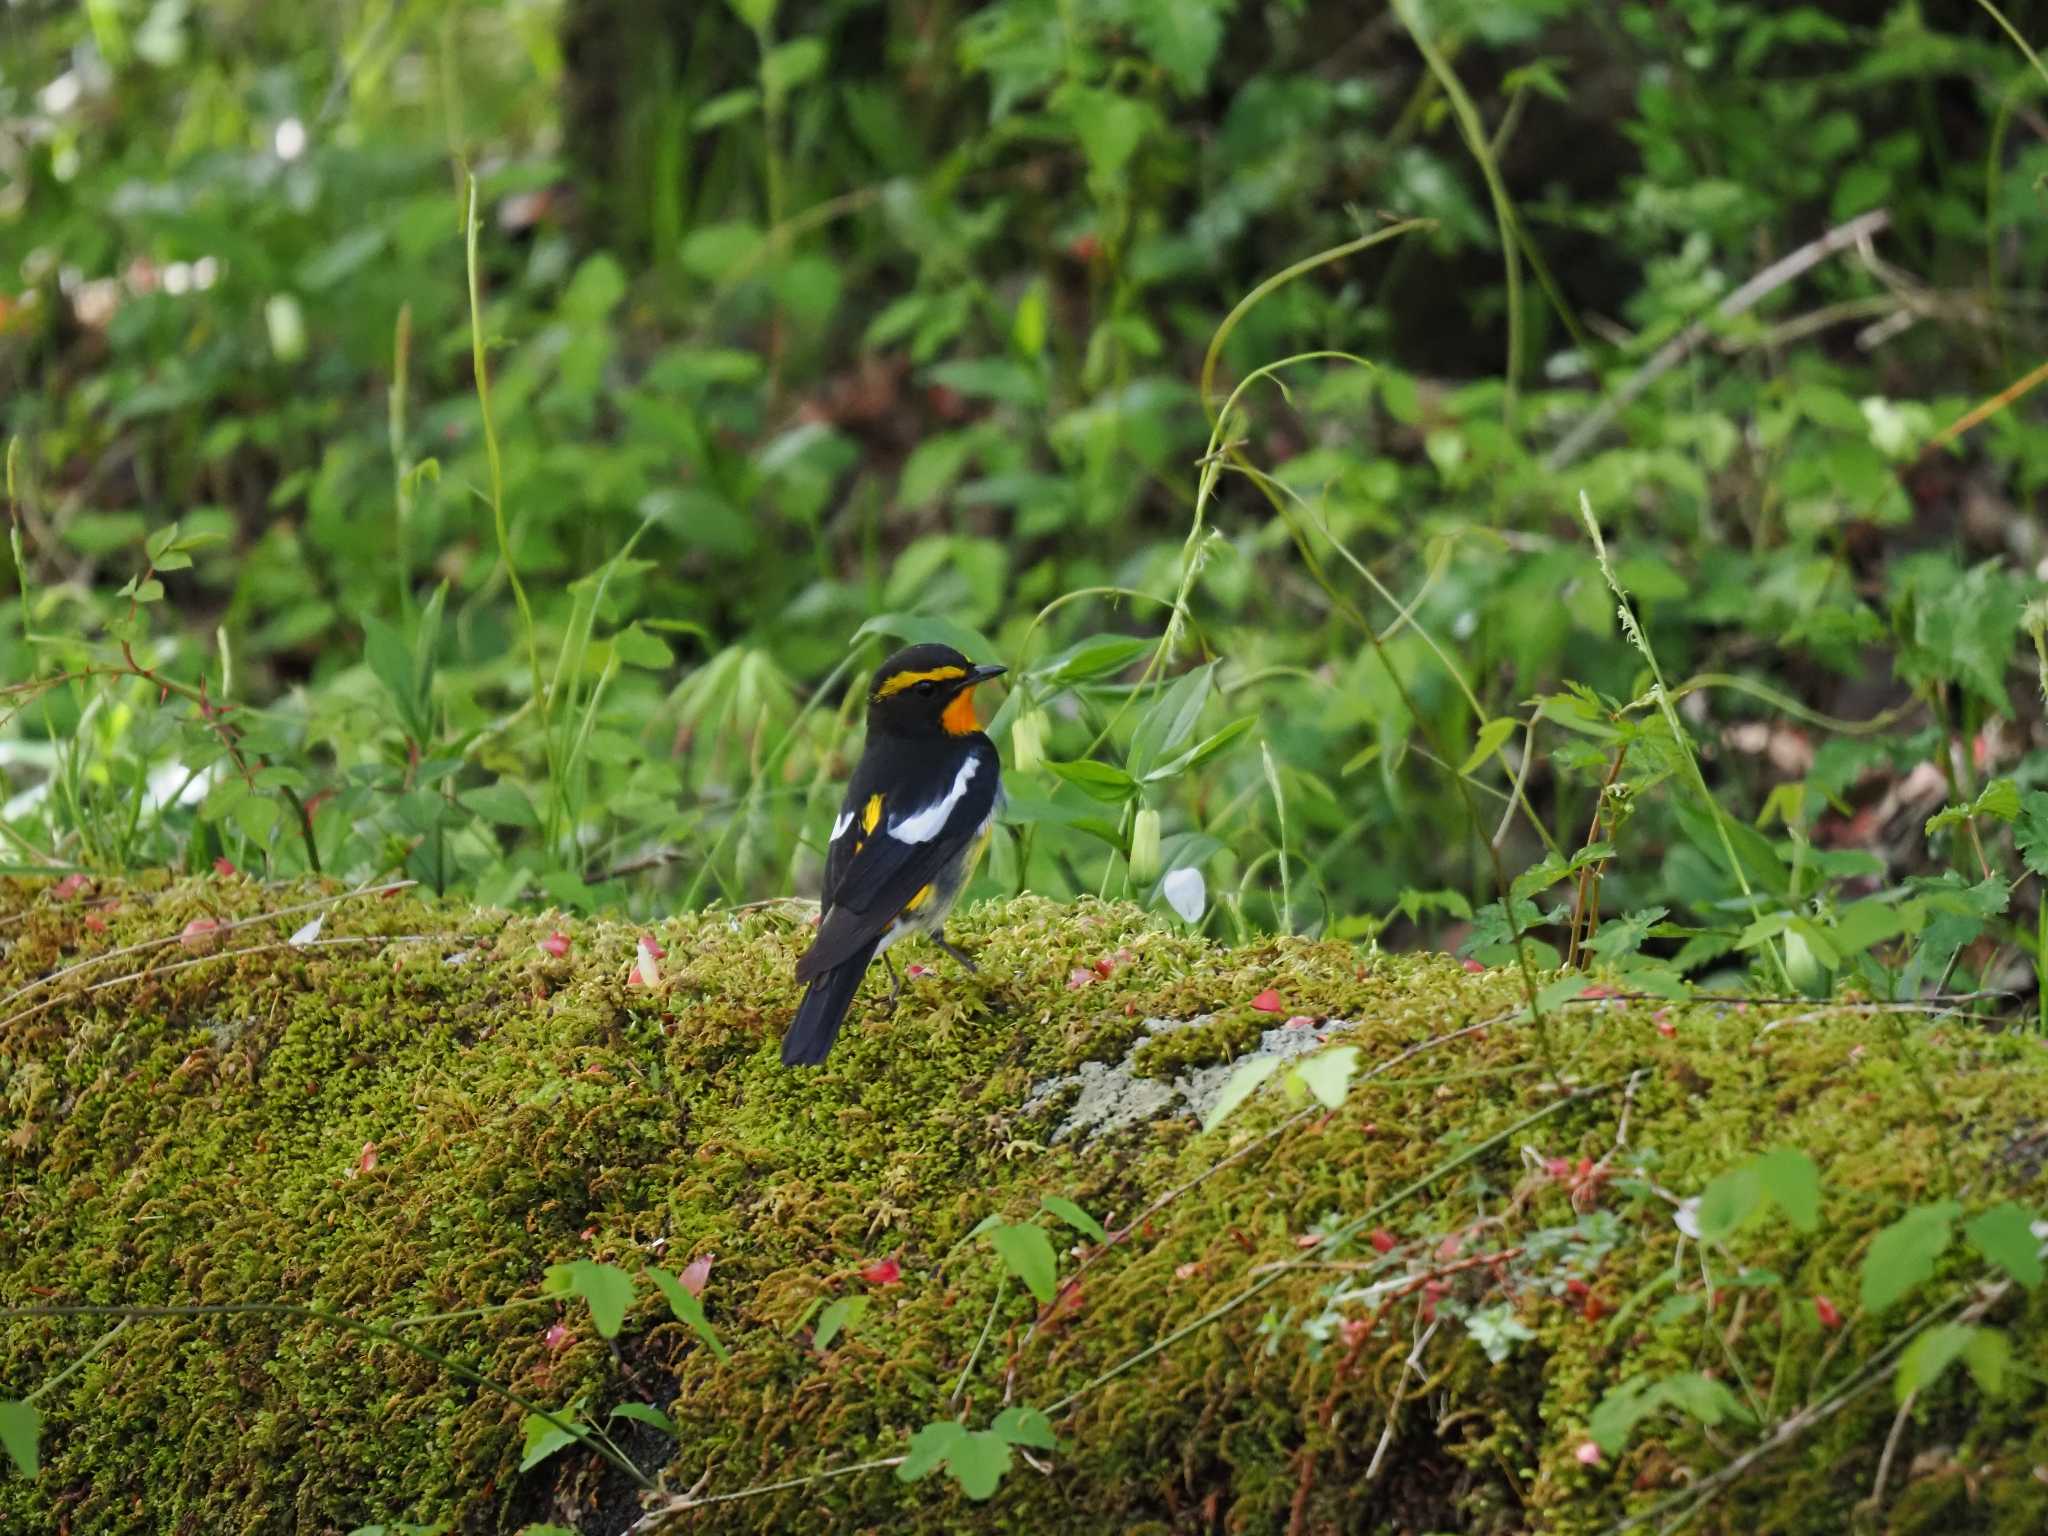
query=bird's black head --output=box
[865,642,1007,739]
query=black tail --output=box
[781,939,880,1066]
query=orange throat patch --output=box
[941,689,980,735]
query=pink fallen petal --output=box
[84,914,108,934]
[353,1141,377,1175]
[1067,968,1096,990]
[1294,1232,1322,1249]
[1251,989,1283,1013]
[1576,1441,1604,1467]
[52,873,89,901]
[1174,1261,1202,1281]
[1579,984,1620,999]
[544,1322,571,1352]
[679,1254,714,1297]
[179,917,223,951]
[1339,1317,1372,1348]
[213,857,238,878]
[905,963,929,979]
[859,1257,902,1287]
[1814,1294,1842,1329]
[1460,958,1486,973]
[539,931,571,959]
[641,935,668,959]
[1283,1015,1317,1031]
[1369,1228,1397,1254]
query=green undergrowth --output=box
[4,875,2048,1534]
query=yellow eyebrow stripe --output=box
[862,794,884,834]
[874,665,966,698]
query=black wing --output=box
[797,738,998,980]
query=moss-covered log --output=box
[3,876,2047,1534]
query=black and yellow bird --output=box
[781,643,1007,1066]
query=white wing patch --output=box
[830,810,855,841]
[889,753,981,844]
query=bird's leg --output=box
[881,950,906,1012]
[932,932,978,974]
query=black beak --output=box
[966,663,1007,685]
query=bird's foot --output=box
[932,933,978,974]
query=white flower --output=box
[1161,866,1205,923]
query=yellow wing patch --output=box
[903,882,934,912]
[862,794,884,834]
[874,665,966,699]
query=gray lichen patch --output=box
[1024,1013,1361,1141]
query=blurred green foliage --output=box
[2,0,2047,1002]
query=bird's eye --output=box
[915,680,937,697]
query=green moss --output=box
[3,878,2048,1534]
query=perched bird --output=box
[781,643,1007,1066]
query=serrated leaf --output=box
[1202,1056,1282,1132]
[1459,716,1518,776]
[1039,1195,1108,1246]
[0,1399,39,1478]
[988,1223,1058,1305]
[542,1260,635,1339]
[1963,1202,2042,1290]
[2016,792,2048,879]
[647,1267,732,1362]
[1289,1046,1360,1110]
[1861,1202,1961,1313]
[813,1294,867,1351]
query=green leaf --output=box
[542,1261,636,1339]
[1039,1195,1108,1246]
[1895,1322,1978,1404]
[1289,1045,1360,1110]
[988,1223,1058,1305]
[692,88,761,130]
[1139,716,1256,784]
[0,1399,39,1478]
[611,623,674,670]
[608,1402,678,1436]
[947,1430,1012,1499]
[1202,1056,1282,1132]
[460,782,541,829]
[813,1294,867,1351]
[1926,777,2020,836]
[761,36,826,97]
[1962,1326,2013,1395]
[1126,665,1214,779]
[1963,1202,2042,1290]
[518,1406,584,1472]
[1861,1202,1962,1313]
[724,0,776,31]
[1695,1163,1764,1243]
[1046,760,1137,803]
[1459,717,1518,776]
[647,1267,732,1362]
[2016,792,2048,879]
[1041,634,1150,685]
[990,1405,1058,1450]
[897,1420,966,1482]
[1755,1147,1821,1233]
